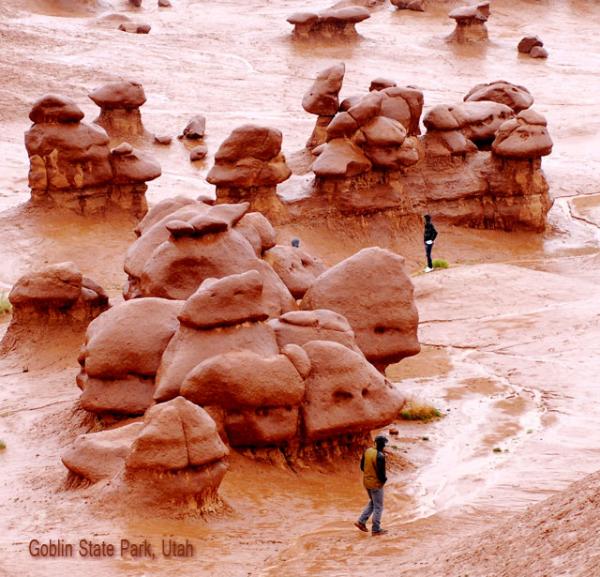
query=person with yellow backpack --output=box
[354,435,388,536]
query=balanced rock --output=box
[89,80,147,137]
[287,7,370,39]
[464,80,533,113]
[448,1,490,43]
[207,125,291,222]
[301,247,420,369]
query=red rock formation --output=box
[63,397,229,508]
[89,80,147,137]
[77,297,183,415]
[301,247,420,370]
[0,262,109,354]
[464,80,534,113]
[287,7,370,39]
[391,0,425,11]
[118,22,151,34]
[518,35,544,55]
[303,63,346,149]
[206,126,291,223]
[25,94,160,216]
[448,2,490,43]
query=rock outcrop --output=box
[287,7,370,39]
[448,2,490,43]
[301,248,420,370]
[63,397,229,507]
[290,70,552,232]
[123,199,295,305]
[118,22,151,34]
[391,0,425,11]
[206,125,291,223]
[25,94,160,216]
[0,262,109,354]
[464,80,534,113]
[303,63,346,149]
[89,80,147,137]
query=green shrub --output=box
[400,399,443,422]
[432,259,449,269]
[0,293,11,316]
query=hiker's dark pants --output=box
[425,242,433,268]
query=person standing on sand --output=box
[423,214,438,273]
[354,435,388,536]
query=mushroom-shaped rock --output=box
[492,110,553,159]
[29,94,84,124]
[25,93,158,216]
[301,341,404,440]
[207,125,291,222]
[78,297,183,415]
[263,245,327,298]
[124,397,229,506]
[448,2,490,43]
[62,422,143,483]
[301,248,420,368]
[1,263,109,355]
[422,105,479,156]
[464,80,533,113]
[89,80,147,137]
[268,309,360,352]
[154,276,282,401]
[288,7,369,38]
[110,145,161,184]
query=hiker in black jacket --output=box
[423,214,437,272]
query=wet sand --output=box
[1,0,600,576]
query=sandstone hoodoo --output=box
[77,297,183,415]
[89,80,147,137]
[287,7,370,39]
[72,252,405,451]
[303,63,346,149]
[122,198,295,305]
[207,125,291,223]
[25,94,160,216]
[63,397,229,508]
[464,80,534,113]
[391,0,425,11]
[448,1,490,43]
[301,247,420,371]
[0,262,109,353]
[291,71,552,231]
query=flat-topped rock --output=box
[288,7,370,38]
[492,110,553,159]
[464,80,533,112]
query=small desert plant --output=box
[0,293,11,316]
[0,440,6,450]
[493,447,502,453]
[400,399,443,422]
[432,259,449,269]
